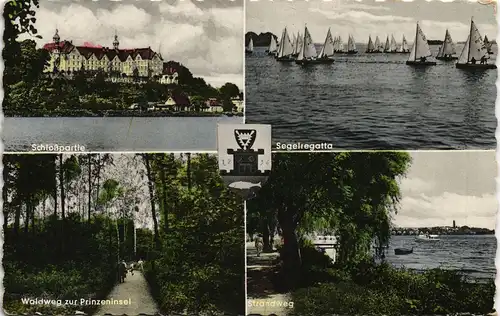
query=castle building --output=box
[43,29,164,78]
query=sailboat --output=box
[436,29,457,61]
[334,36,344,53]
[406,22,436,66]
[397,35,410,53]
[266,36,278,55]
[383,36,391,53]
[366,36,376,53]
[291,33,297,56]
[295,25,323,65]
[246,38,253,54]
[456,18,496,69]
[317,28,335,63]
[292,32,302,57]
[346,34,358,54]
[388,35,398,53]
[484,35,493,54]
[374,36,382,53]
[276,27,295,62]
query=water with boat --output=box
[386,235,495,281]
[309,234,495,281]
[3,116,242,152]
[246,19,496,149]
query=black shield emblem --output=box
[234,129,257,151]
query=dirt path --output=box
[94,270,159,316]
[246,242,293,316]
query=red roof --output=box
[42,40,160,62]
[206,98,221,106]
[172,92,190,106]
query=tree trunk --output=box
[59,154,66,219]
[14,203,21,236]
[187,153,191,191]
[262,220,271,252]
[159,158,169,232]
[277,207,301,290]
[24,202,30,234]
[95,154,101,212]
[2,176,8,234]
[144,154,160,249]
[88,154,92,222]
[31,201,36,235]
[59,154,66,255]
[53,168,58,219]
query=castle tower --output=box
[113,32,119,50]
[52,29,61,73]
[53,29,60,45]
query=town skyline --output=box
[22,0,243,88]
[394,151,496,230]
[246,0,497,46]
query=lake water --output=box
[246,44,497,150]
[2,116,242,152]
[386,235,496,281]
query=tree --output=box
[3,0,42,84]
[190,95,205,112]
[248,152,411,289]
[219,82,240,98]
[222,97,235,112]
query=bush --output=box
[287,248,494,315]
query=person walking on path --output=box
[255,234,264,257]
[137,258,144,272]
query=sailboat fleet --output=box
[255,18,495,70]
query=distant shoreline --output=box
[4,110,244,118]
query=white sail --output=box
[318,28,335,58]
[277,27,294,58]
[390,35,398,52]
[384,36,390,52]
[437,44,444,57]
[291,33,297,53]
[296,33,303,55]
[408,23,432,61]
[247,38,254,52]
[374,36,381,51]
[297,26,317,60]
[437,29,456,57]
[338,36,344,52]
[457,19,489,64]
[484,35,493,52]
[347,34,357,51]
[401,35,409,52]
[268,36,278,53]
[367,36,375,51]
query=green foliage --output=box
[3,214,118,315]
[144,154,245,315]
[3,153,244,315]
[289,246,495,315]
[248,152,411,289]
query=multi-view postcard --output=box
[245,0,497,150]
[246,150,496,316]
[3,0,243,152]
[2,153,245,316]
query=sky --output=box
[246,0,497,45]
[394,151,497,230]
[29,0,243,88]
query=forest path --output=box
[94,271,159,316]
[246,242,292,316]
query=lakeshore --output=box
[246,152,496,315]
[4,109,244,118]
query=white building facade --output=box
[43,29,163,78]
